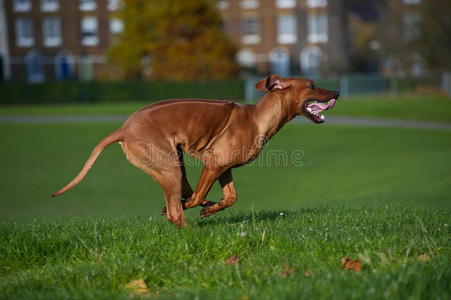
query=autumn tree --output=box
[107,0,240,80]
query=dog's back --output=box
[121,98,242,151]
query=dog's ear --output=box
[255,75,290,92]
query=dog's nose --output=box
[335,91,340,99]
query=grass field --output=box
[1,208,449,299]
[1,123,450,219]
[1,94,451,122]
[1,98,451,298]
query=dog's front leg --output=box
[200,169,237,218]
[183,166,228,210]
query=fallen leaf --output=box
[281,264,295,276]
[225,254,238,265]
[125,279,151,298]
[304,270,312,277]
[417,254,430,262]
[341,256,362,273]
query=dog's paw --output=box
[200,202,217,218]
[200,207,210,218]
[162,200,189,216]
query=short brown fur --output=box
[52,75,339,226]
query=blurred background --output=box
[0,0,450,100]
[0,0,450,219]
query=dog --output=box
[52,75,339,226]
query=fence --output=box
[0,74,446,105]
[244,74,442,103]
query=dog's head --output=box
[255,75,339,123]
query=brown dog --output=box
[52,75,339,226]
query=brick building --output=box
[0,0,351,82]
[0,0,10,81]
[1,0,123,82]
[218,0,349,76]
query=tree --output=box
[326,0,351,74]
[416,0,451,72]
[107,0,240,80]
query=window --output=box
[241,17,260,44]
[79,0,96,11]
[277,15,297,44]
[42,17,62,47]
[78,55,94,81]
[13,0,31,12]
[81,17,98,46]
[25,50,44,82]
[109,18,124,35]
[403,12,420,41]
[403,0,420,4]
[55,50,74,80]
[108,0,121,11]
[41,0,59,12]
[217,0,230,10]
[301,46,323,75]
[306,0,327,8]
[15,18,34,47]
[270,48,290,77]
[307,14,328,43]
[276,0,296,9]
[240,0,260,9]
[236,49,256,68]
[410,52,423,77]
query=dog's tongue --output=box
[309,99,336,113]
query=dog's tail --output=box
[51,129,123,197]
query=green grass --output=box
[1,95,451,121]
[0,208,449,299]
[1,121,450,298]
[1,123,450,219]
[333,95,451,122]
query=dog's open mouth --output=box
[303,99,336,123]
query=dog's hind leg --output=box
[200,169,237,218]
[141,163,187,226]
[120,140,187,226]
[178,149,194,200]
[161,149,194,215]
[156,169,188,226]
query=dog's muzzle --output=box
[303,98,337,123]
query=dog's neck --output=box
[253,92,296,139]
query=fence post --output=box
[441,72,451,96]
[448,72,451,96]
[448,73,451,96]
[340,76,349,98]
[245,77,255,103]
[390,77,398,97]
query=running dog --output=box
[52,75,339,226]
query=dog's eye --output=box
[309,84,315,91]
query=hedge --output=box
[0,80,245,105]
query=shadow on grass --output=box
[193,208,325,227]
